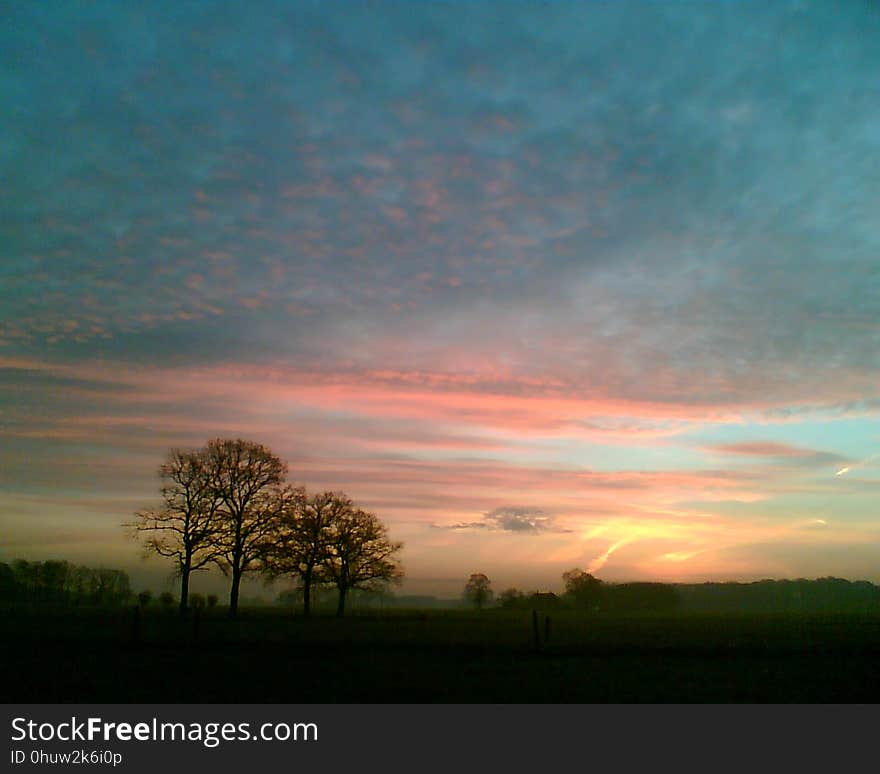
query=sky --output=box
[2,1,880,598]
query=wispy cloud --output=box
[706,442,848,469]
[709,442,825,457]
[436,506,572,535]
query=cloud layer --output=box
[2,2,879,592]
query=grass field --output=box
[4,607,880,702]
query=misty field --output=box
[4,607,880,702]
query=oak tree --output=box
[203,438,287,615]
[265,489,350,617]
[322,504,403,617]
[130,448,222,615]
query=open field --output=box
[3,607,880,702]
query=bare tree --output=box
[129,448,221,615]
[322,504,403,617]
[265,489,349,617]
[463,573,493,609]
[203,438,287,616]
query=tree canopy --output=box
[203,438,288,616]
[130,438,404,617]
[463,573,493,609]
[130,447,222,614]
[562,568,604,608]
[322,503,404,617]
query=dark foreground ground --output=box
[3,607,879,702]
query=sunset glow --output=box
[3,2,879,597]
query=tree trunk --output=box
[229,568,241,616]
[302,569,312,618]
[336,586,347,618]
[179,565,190,617]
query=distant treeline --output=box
[674,577,880,614]
[5,557,879,615]
[496,569,880,614]
[497,569,682,613]
[0,559,132,607]
[499,581,680,613]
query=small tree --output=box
[323,505,403,617]
[562,568,604,609]
[463,573,493,610]
[158,591,175,610]
[262,486,317,613]
[129,448,222,615]
[206,594,218,609]
[137,590,152,608]
[266,489,374,617]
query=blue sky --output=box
[2,1,879,596]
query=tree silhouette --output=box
[38,560,70,604]
[322,504,403,617]
[91,569,131,606]
[265,489,349,617]
[203,438,288,616]
[129,448,222,615]
[562,568,604,609]
[3,560,133,607]
[0,562,15,601]
[463,573,493,609]
[498,587,524,608]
